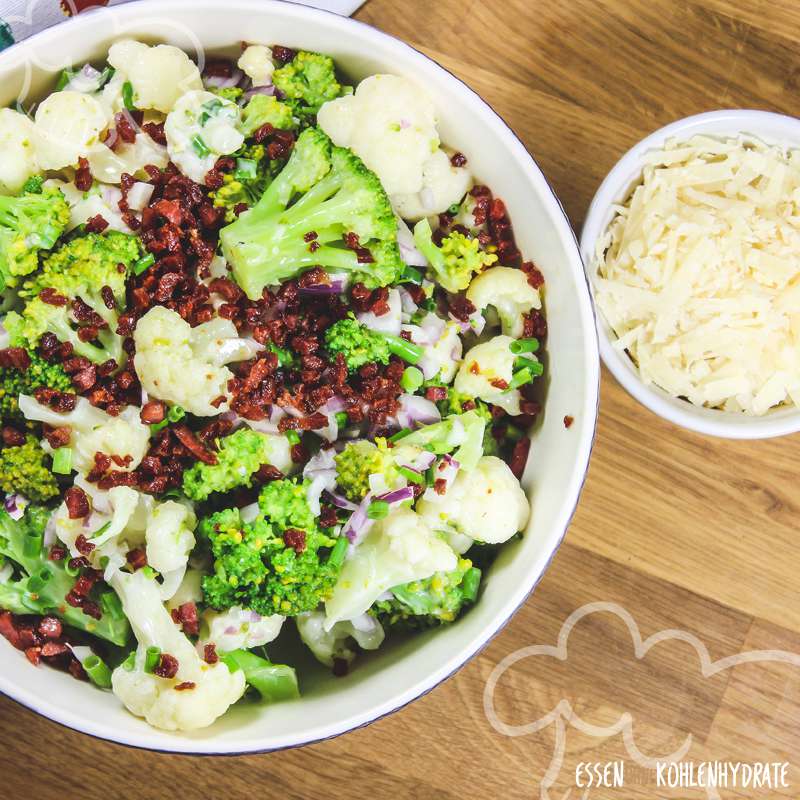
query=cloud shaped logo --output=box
[483,602,800,800]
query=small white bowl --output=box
[0,0,599,753]
[581,109,800,439]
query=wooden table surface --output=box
[3,1,800,797]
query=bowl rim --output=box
[0,0,600,753]
[580,108,800,440]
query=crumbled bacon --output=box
[283,528,306,554]
[203,643,219,665]
[154,653,179,679]
[65,487,90,520]
[171,602,199,636]
[0,347,30,370]
[126,548,147,570]
[1,426,25,447]
[74,157,92,192]
[509,438,530,480]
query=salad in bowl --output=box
[0,36,548,734]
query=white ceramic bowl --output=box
[0,0,599,752]
[581,110,800,439]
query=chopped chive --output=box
[91,521,111,539]
[51,447,72,475]
[509,338,540,355]
[26,573,46,593]
[400,366,424,393]
[448,203,460,214]
[97,66,115,89]
[23,531,43,559]
[83,654,113,689]
[461,566,481,602]
[507,367,533,390]
[141,565,158,580]
[55,69,74,91]
[389,428,412,443]
[284,429,301,446]
[144,646,161,674]
[400,266,423,285]
[167,405,186,423]
[64,560,81,577]
[37,567,51,583]
[121,651,136,672]
[328,536,348,568]
[334,411,349,428]
[122,80,135,110]
[513,356,544,376]
[234,158,258,180]
[191,134,210,158]
[398,466,424,485]
[367,500,390,519]
[101,590,124,620]
[133,252,155,275]
[383,334,424,365]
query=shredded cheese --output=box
[594,134,800,415]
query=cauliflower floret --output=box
[45,178,129,232]
[18,394,150,475]
[317,74,439,195]
[238,45,275,87]
[145,501,196,575]
[110,569,245,731]
[107,40,203,114]
[166,568,204,612]
[88,131,168,185]
[391,148,472,221]
[33,91,111,170]
[325,506,457,627]
[165,90,244,183]
[454,335,522,415]
[201,606,285,652]
[418,455,530,545]
[418,318,463,383]
[466,266,542,339]
[133,306,253,416]
[0,109,38,195]
[297,609,384,667]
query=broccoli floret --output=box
[219,127,403,299]
[210,144,276,223]
[5,231,141,364]
[334,439,400,502]
[240,95,296,137]
[209,86,244,103]
[0,435,59,502]
[272,50,344,117]
[200,480,347,617]
[0,351,71,420]
[0,504,130,646]
[324,313,423,372]
[182,427,275,501]
[0,184,70,291]
[413,218,498,293]
[371,558,481,628]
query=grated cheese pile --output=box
[594,134,800,415]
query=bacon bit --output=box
[0,347,30,370]
[319,506,338,528]
[34,387,77,412]
[37,616,62,640]
[126,548,147,570]
[154,653,179,679]
[140,400,166,424]
[271,45,296,63]
[41,641,69,658]
[450,151,468,167]
[521,260,545,289]
[68,556,90,571]
[290,442,308,464]
[283,528,307,554]
[203,58,234,77]
[1,426,25,447]
[81,601,102,620]
[509,438,530,480]
[449,295,477,322]
[203,644,219,665]
[38,287,68,306]
[85,214,109,234]
[425,386,447,402]
[48,545,67,562]
[115,111,137,144]
[433,478,448,495]
[71,364,97,392]
[174,681,196,691]
[173,424,218,465]
[25,647,42,666]
[173,602,199,636]
[69,658,88,681]
[303,231,319,243]
[522,310,547,339]
[0,611,21,648]
[65,487,91,520]
[74,157,92,192]
[563,415,574,429]
[490,378,509,390]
